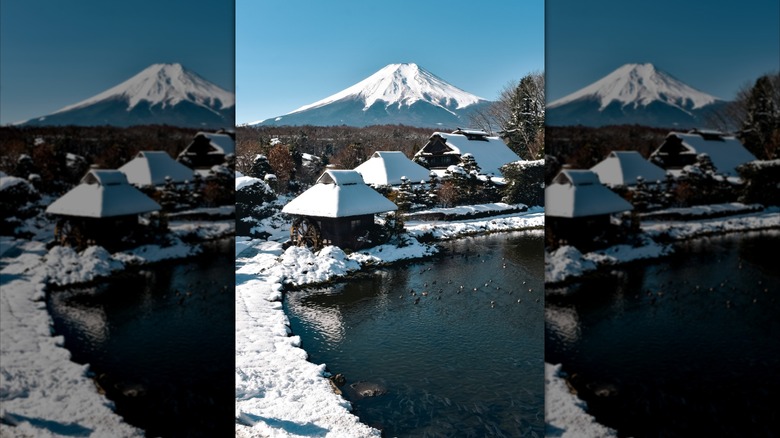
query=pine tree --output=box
[741,74,780,159]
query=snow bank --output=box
[545,363,617,438]
[1,240,143,437]
[406,206,544,240]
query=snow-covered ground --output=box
[546,205,780,285]
[545,363,618,438]
[235,205,543,437]
[1,215,233,436]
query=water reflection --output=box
[286,232,545,437]
[546,231,780,437]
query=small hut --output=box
[354,151,431,186]
[281,170,398,250]
[650,130,756,177]
[119,151,196,187]
[414,129,521,176]
[177,131,236,168]
[590,151,667,187]
[46,169,161,248]
[546,169,633,247]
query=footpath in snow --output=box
[0,215,232,437]
[234,207,543,437]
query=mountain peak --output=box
[288,62,485,115]
[53,62,234,114]
[549,62,720,111]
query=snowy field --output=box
[0,216,232,437]
[545,363,618,438]
[546,205,780,285]
[235,207,543,437]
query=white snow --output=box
[545,363,618,438]
[353,151,430,186]
[546,170,633,218]
[406,206,544,240]
[52,63,234,115]
[1,207,233,437]
[45,170,161,218]
[118,151,196,186]
[281,170,397,218]
[418,132,522,176]
[654,131,757,177]
[548,63,720,111]
[289,63,485,114]
[235,238,437,437]
[590,151,668,186]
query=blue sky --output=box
[0,0,234,125]
[546,0,780,102]
[236,0,545,124]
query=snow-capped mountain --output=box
[547,63,726,128]
[22,63,234,128]
[250,63,491,128]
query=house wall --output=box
[314,214,375,249]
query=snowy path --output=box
[1,240,142,437]
[234,240,382,438]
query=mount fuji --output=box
[250,63,492,128]
[21,63,234,129]
[547,63,727,128]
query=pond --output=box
[284,232,545,437]
[47,239,235,438]
[546,230,780,437]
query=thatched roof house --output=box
[546,169,634,248]
[590,151,668,187]
[354,151,431,186]
[119,151,196,186]
[650,130,756,177]
[282,170,397,250]
[178,131,236,168]
[47,170,160,218]
[414,129,521,176]
[46,170,161,248]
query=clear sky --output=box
[236,0,545,125]
[0,0,234,125]
[546,0,780,103]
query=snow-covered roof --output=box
[590,151,667,186]
[46,170,160,218]
[282,170,397,218]
[195,131,235,155]
[354,151,431,185]
[418,132,521,176]
[656,131,757,176]
[118,151,195,186]
[546,169,633,218]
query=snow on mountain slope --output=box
[548,63,721,112]
[54,63,234,114]
[249,63,490,128]
[290,63,485,114]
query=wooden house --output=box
[413,128,521,176]
[546,169,633,246]
[281,170,398,250]
[650,130,756,177]
[119,151,195,187]
[177,131,236,168]
[46,169,161,248]
[590,151,667,187]
[354,151,431,186]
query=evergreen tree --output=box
[249,154,272,178]
[741,74,780,159]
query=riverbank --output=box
[235,206,544,437]
[0,209,233,437]
[545,204,780,285]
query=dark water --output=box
[285,232,545,437]
[546,230,780,437]
[47,239,235,438]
